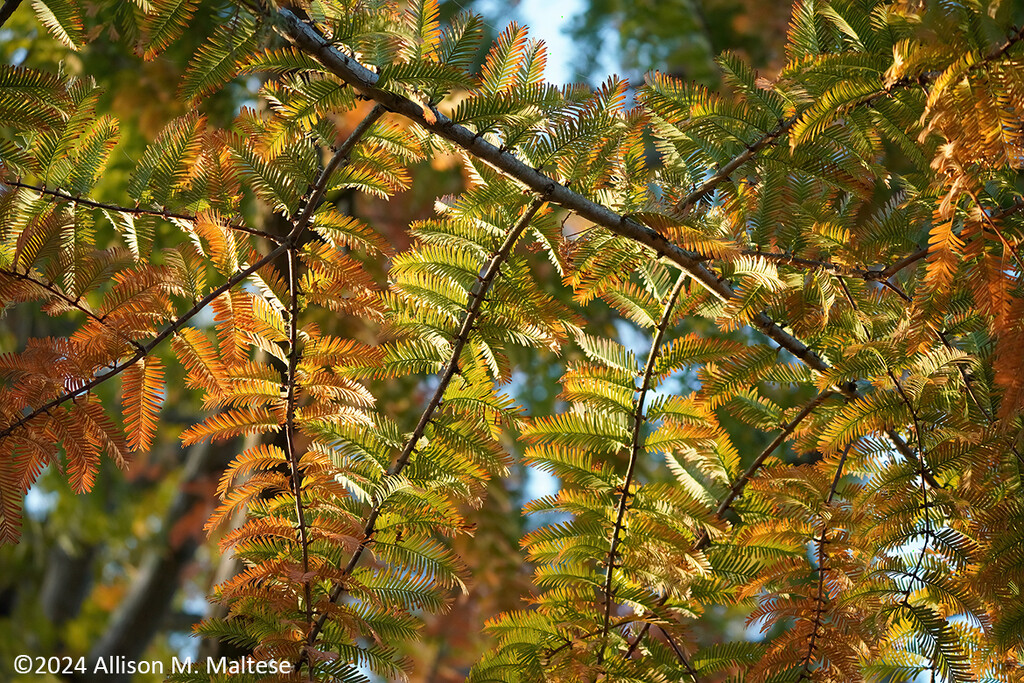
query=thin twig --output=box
[834,276,941,487]
[543,615,648,661]
[625,389,836,660]
[797,443,850,680]
[0,267,146,354]
[304,196,547,650]
[798,523,830,681]
[0,245,287,443]
[283,246,314,676]
[0,0,23,30]
[712,390,835,525]
[596,273,686,665]
[676,115,798,213]
[286,103,386,244]
[0,179,282,243]
[660,627,699,680]
[876,199,1024,280]
[887,368,937,627]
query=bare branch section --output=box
[269,102,390,671]
[304,196,548,651]
[676,115,797,212]
[597,273,687,665]
[0,179,283,243]
[0,0,23,30]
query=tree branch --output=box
[303,196,547,652]
[597,273,686,665]
[0,243,287,444]
[712,390,835,525]
[287,103,386,243]
[0,267,146,354]
[623,389,836,660]
[266,9,980,513]
[874,199,1024,280]
[0,0,23,30]
[0,179,283,243]
[676,115,798,213]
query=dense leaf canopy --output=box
[2,0,1024,681]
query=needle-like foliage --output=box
[2,0,1024,680]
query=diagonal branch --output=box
[799,523,830,681]
[676,115,797,213]
[834,276,942,489]
[267,7,948,509]
[712,389,836,526]
[303,196,548,651]
[0,0,23,30]
[874,199,1024,280]
[597,272,686,665]
[273,10,748,304]
[0,266,146,354]
[0,244,288,444]
[287,104,386,244]
[624,388,835,660]
[266,6,950,403]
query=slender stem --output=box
[543,615,648,661]
[735,250,867,278]
[0,179,282,243]
[0,267,146,354]
[286,104,386,244]
[965,187,1024,274]
[835,277,942,488]
[676,115,798,213]
[797,443,850,680]
[624,389,835,660]
[871,252,1024,467]
[798,523,829,681]
[887,368,937,629]
[712,390,835,525]
[283,246,314,677]
[303,196,547,649]
[828,444,851,505]
[878,247,930,279]
[876,200,1024,279]
[659,627,699,680]
[0,0,24,30]
[597,273,686,665]
[0,244,287,443]
[888,369,933,535]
